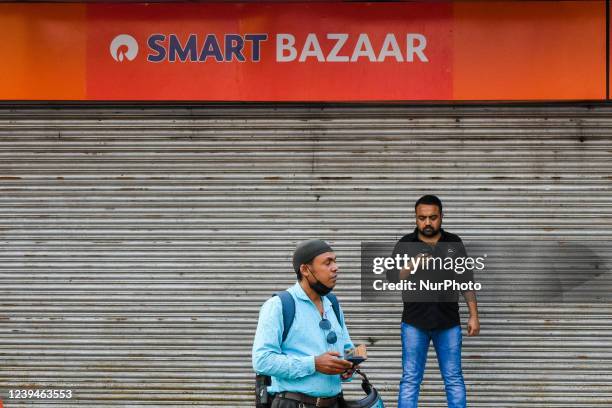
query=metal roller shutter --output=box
[0,105,611,407]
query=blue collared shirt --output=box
[252,282,355,397]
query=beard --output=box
[419,225,439,237]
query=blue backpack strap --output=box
[326,292,344,328]
[273,291,295,343]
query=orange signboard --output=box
[0,1,606,101]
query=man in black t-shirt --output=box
[387,195,480,408]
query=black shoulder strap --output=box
[326,292,344,328]
[273,290,344,343]
[273,291,295,343]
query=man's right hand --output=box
[315,351,353,375]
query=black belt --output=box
[277,391,339,407]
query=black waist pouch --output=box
[255,374,272,408]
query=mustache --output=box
[421,226,437,235]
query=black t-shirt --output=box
[386,228,474,330]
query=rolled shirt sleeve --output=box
[386,241,402,283]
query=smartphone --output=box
[346,355,366,365]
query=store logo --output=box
[107,32,429,64]
[110,34,139,62]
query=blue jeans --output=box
[398,323,466,408]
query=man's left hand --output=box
[467,315,480,336]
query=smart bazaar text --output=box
[147,33,429,63]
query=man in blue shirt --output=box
[252,239,355,408]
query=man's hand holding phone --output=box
[399,252,432,280]
[315,351,353,375]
